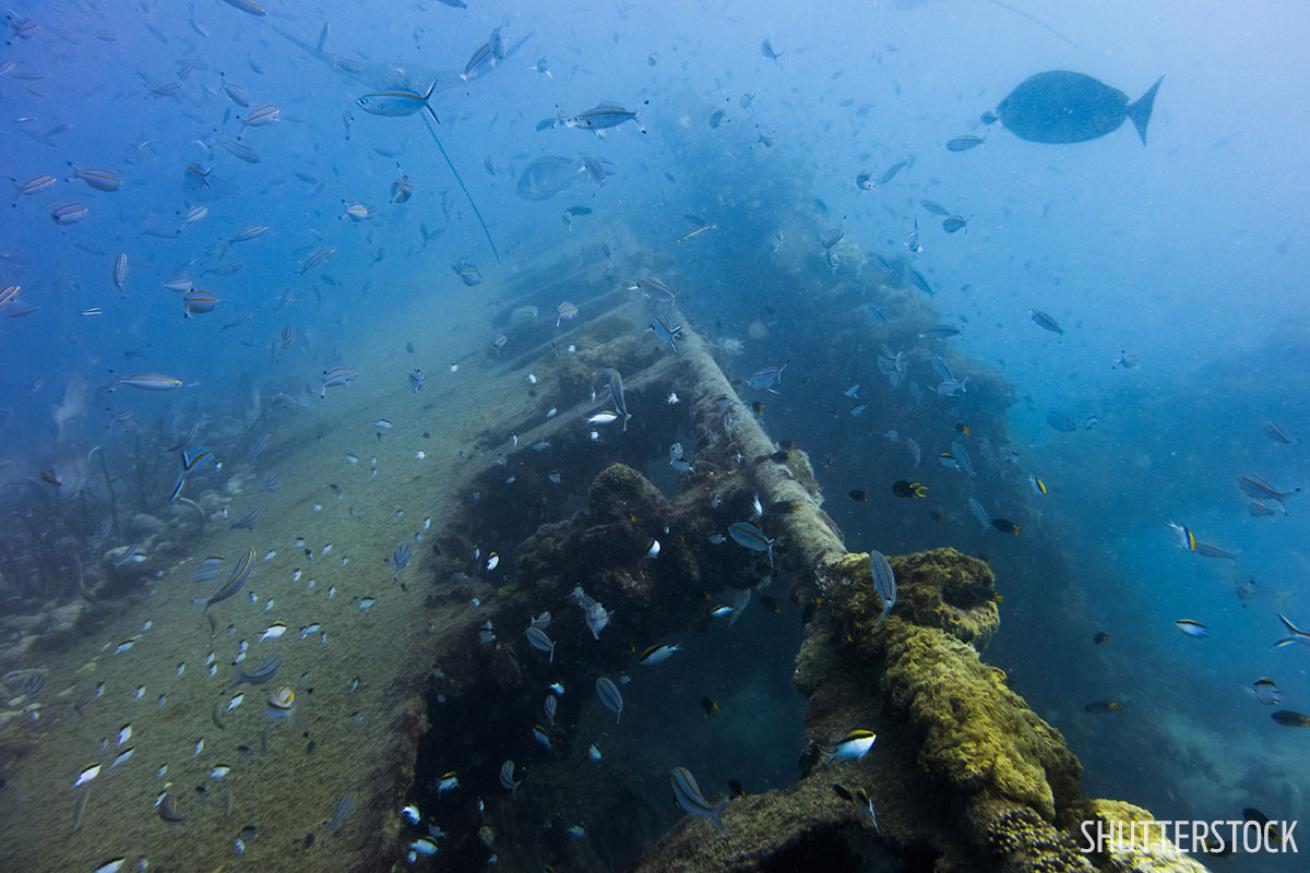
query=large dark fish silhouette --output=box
[995,71,1163,144]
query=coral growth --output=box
[639,546,1209,873]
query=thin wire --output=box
[421,107,502,264]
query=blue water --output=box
[2,1,1309,870]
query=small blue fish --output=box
[409,369,424,392]
[728,521,775,567]
[1029,309,1064,335]
[531,724,553,750]
[823,729,876,764]
[946,135,986,152]
[649,316,683,352]
[393,544,411,570]
[1046,410,1078,432]
[745,363,788,394]
[452,261,482,286]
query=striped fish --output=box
[231,656,282,688]
[197,548,254,611]
[183,289,219,317]
[823,729,877,764]
[320,367,357,399]
[1237,474,1300,506]
[300,247,335,274]
[869,550,896,626]
[163,274,193,292]
[1170,521,1198,552]
[670,767,728,837]
[1264,420,1295,445]
[595,676,622,724]
[50,203,88,224]
[968,497,989,530]
[67,164,122,191]
[460,28,505,82]
[14,174,56,196]
[525,626,555,662]
[1168,522,1238,561]
[355,83,438,119]
[230,510,258,530]
[241,104,281,127]
[218,139,260,163]
[728,522,775,568]
[229,223,269,243]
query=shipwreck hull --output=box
[398,250,1209,872]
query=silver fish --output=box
[563,102,647,134]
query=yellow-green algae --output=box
[634,545,1210,872]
